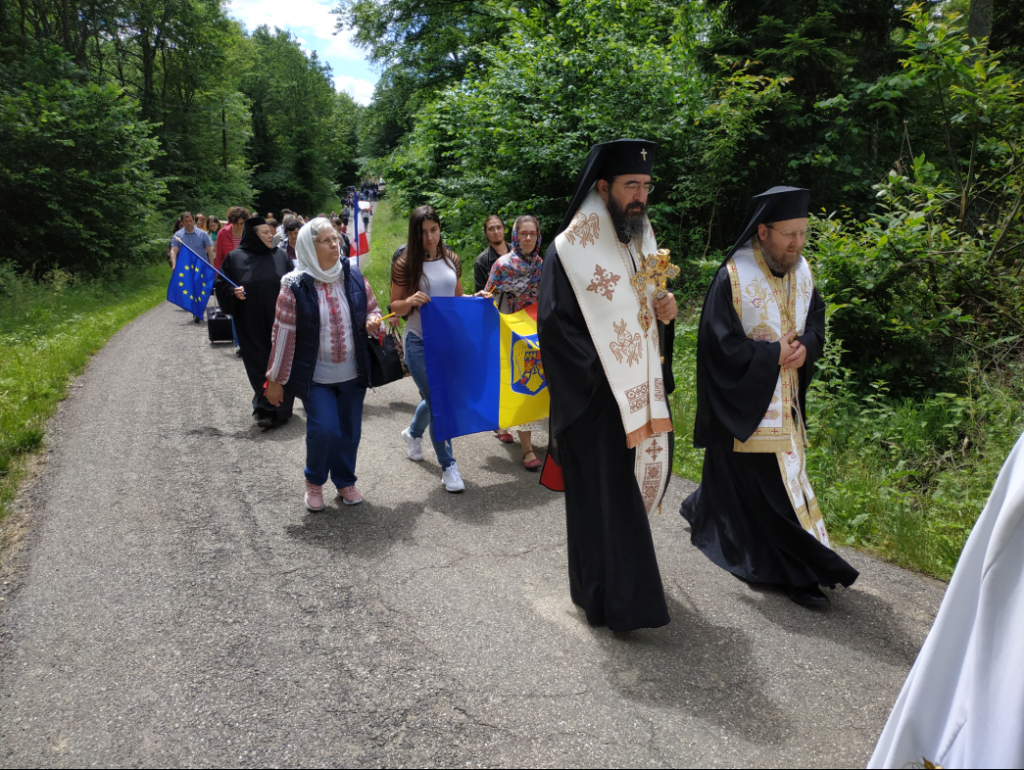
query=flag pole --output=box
[353,198,360,270]
[174,236,239,288]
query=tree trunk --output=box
[968,0,994,42]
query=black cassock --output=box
[215,246,295,421]
[680,266,858,589]
[538,242,675,631]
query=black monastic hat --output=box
[239,215,272,255]
[727,186,810,257]
[558,139,658,233]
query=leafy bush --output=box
[807,8,1024,396]
[378,0,748,274]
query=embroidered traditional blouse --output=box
[266,277,382,385]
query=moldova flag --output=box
[421,297,549,442]
[167,246,216,319]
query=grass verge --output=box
[361,199,408,301]
[0,262,168,521]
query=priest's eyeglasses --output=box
[767,225,808,240]
[619,181,656,193]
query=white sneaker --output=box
[442,462,466,493]
[401,428,424,461]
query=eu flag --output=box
[421,297,549,442]
[167,247,216,319]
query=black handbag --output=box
[367,329,406,387]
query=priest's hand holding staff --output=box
[654,293,678,323]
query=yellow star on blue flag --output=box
[167,243,217,320]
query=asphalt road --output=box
[0,262,947,767]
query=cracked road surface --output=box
[0,299,946,768]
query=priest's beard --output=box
[758,234,802,275]
[607,195,648,251]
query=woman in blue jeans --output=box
[390,205,466,493]
[265,217,383,511]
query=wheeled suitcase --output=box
[207,306,233,343]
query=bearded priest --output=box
[538,139,678,631]
[680,187,858,609]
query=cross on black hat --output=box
[559,139,658,233]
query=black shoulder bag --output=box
[367,328,406,387]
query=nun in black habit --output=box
[215,216,295,428]
[538,139,677,632]
[680,187,858,608]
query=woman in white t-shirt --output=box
[390,206,466,493]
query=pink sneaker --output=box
[304,480,325,511]
[338,486,363,506]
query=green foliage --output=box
[243,27,360,215]
[361,199,409,302]
[809,7,1024,395]
[0,40,165,276]
[0,262,168,521]
[804,307,1024,578]
[669,315,704,482]
[380,0,730,274]
[335,0,560,156]
[991,0,1024,70]
[1,0,365,276]
[700,0,924,224]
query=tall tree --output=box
[335,0,560,150]
[242,27,344,215]
[968,0,993,41]
[698,0,927,229]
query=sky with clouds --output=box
[225,0,379,105]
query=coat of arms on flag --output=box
[511,332,545,396]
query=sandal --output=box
[496,430,515,444]
[522,451,544,471]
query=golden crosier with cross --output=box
[630,248,679,303]
[630,248,679,360]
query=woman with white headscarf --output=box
[265,217,383,511]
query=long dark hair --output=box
[398,205,456,295]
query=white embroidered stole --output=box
[555,187,672,514]
[728,241,829,545]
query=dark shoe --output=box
[255,415,275,429]
[782,584,830,609]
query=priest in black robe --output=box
[215,216,295,429]
[538,140,678,632]
[680,187,858,609]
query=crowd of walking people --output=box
[169,197,544,511]
[159,143,1024,770]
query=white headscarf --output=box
[282,217,343,285]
